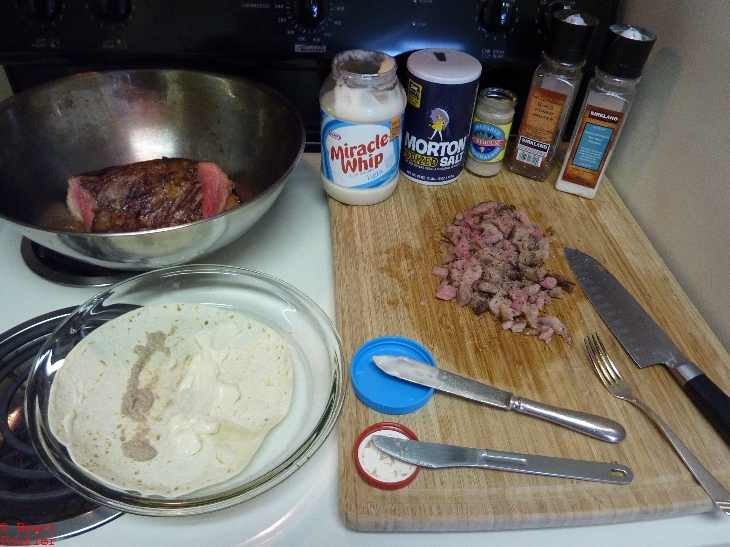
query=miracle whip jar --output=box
[399,49,482,185]
[320,50,407,205]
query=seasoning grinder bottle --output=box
[508,10,598,181]
[320,50,407,205]
[555,24,656,198]
[465,87,518,177]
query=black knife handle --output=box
[683,373,730,446]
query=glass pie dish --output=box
[25,264,343,516]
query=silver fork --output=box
[585,333,730,515]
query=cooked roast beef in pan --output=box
[67,158,239,233]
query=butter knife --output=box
[372,355,625,443]
[370,436,633,484]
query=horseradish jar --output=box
[320,50,406,205]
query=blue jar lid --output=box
[350,336,437,414]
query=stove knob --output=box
[480,0,515,32]
[92,0,131,23]
[292,0,328,27]
[21,0,59,21]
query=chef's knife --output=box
[565,247,730,446]
[372,355,625,443]
[370,436,633,485]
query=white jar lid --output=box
[406,48,482,84]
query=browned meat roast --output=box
[66,158,239,233]
[432,200,575,343]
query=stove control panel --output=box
[0,0,618,66]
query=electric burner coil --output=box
[0,308,121,540]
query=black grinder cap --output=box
[598,24,657,78]
[547,9,599,64]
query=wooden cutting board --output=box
[331,155,730,531]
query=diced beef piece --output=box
[540,276,558,290]
[435,283,457,301]
[553,274,576,293]
[538,315,572,344]
[67,158,237,233]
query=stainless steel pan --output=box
[0,69,305,270]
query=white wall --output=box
[608,0,730,352]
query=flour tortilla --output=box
[48,303,293,497]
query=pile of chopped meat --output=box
[431,200,575,344]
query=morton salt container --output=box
[399,49,482,185]
[320,49,407,205]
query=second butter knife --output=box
[370,435,633,484]
[372,355,625,443]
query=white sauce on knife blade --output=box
[357,430,417,483]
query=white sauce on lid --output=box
[357,429,418,483]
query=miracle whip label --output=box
[320,112,403,189]
[399,75,478,185]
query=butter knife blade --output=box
[370,436,633,485]
[372,355,625,443]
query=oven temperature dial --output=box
[91,0,131,23]
[480,0,516,32]
[292,0,328,28]
[22,0,60,21]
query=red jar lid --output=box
[354,422,420,490]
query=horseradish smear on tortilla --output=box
[48,303,293,497]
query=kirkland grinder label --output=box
[511,87,567,169]
[400,75,479,185]
[561,105,624,189]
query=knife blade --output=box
[370,435,633,485]
[565,247,730,446]
[372,355,625,443]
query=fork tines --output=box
[585,333,618,387]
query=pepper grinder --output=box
[555,24,657,198]
[508,9,598,182]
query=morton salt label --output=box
[399,49,481,185]
[320,115,402,189]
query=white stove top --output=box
[1,154,728,546]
